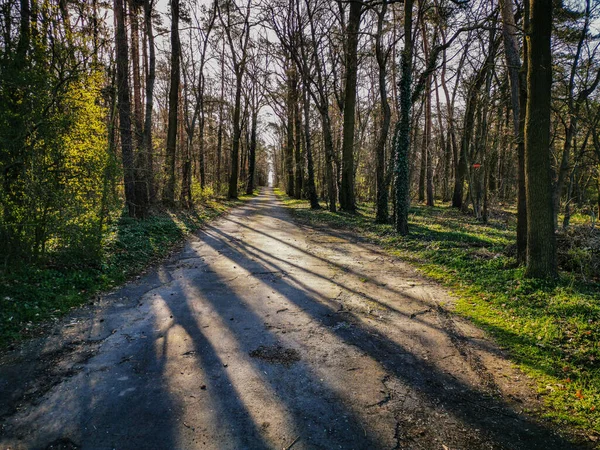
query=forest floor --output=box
[0,197,246,348]
[0,188,595,449]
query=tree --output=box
[524,0,557,278]
[218,0,253,200]
[285,57,296,197]
[338,0,362,212]
[500,0,527,264]
[129,0,149,215]
[373,0,392,223]
[114,0,138,216]
[164,0,181,206]
[394,0,413,235]
[143,0,157,203]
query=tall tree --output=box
[500,0,527,264]
[374,0,392,223]
[302,77,320,209]
[196,1,217,190]
[285,58,296,197]
[164,0,181,205]
[143,0,156,203]
[129,0,149,215]
[339,0,362,212]
[524,0,557,278]
[219,0,252,200]
[114,0,138,217]
[395,0,413,235]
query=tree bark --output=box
[164,0,180,206]
[228,69,243,199]
[143,0,156,203]
[501,0,527,263]
[302,79,320,209]
[285,61,295,197]
[294,76,303,199]
[425,80,434,207]
[524,0,557,278]
[216,39,225,194]
[339,0,361,212]
[375,0,391,223]
[246,111,258,194]
[129,1,148,215]
[114,0,138,217]
[394,0,412,235]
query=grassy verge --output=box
[275,189,600,439]
[0,195,252,348]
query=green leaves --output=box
[0,203,230,349]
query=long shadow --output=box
[158,296,274,449]
[164,236,386,448]
[220,216,442,303]
[193,193,588,450]
[73,316,181,449]
[205,223,449,335]
[0,274,182,449]
[278,203,498,247]
[208,223,519,362]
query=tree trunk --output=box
[303,79,320,209]
[501,0,527,263]
[198,105,206,190]
[130,2,143,145]
[285,61,295,197]
[164,0,180,206]
[434,71,449,203]
[394,0,412,235]
[246,111,258,195]
[425,80,434,207]
[418,131,426,203]
[293,68,303,198]
[375,0,391,223]
[114,0,138,217]
[129,1,148,215]
[339,0,361,212]
[322,112,337,212]
[216,40,225,194]
[143,0,156,203]
[524,0,557,278]
[228,70,243,199]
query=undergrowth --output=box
[275,189,600,440]
[0,196,250,348]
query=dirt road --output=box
[0,189,586,449]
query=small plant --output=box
[191,181,215,203]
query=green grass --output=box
[275,189,600,439]
[0,195,251,348]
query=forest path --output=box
[0,188,585,450]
